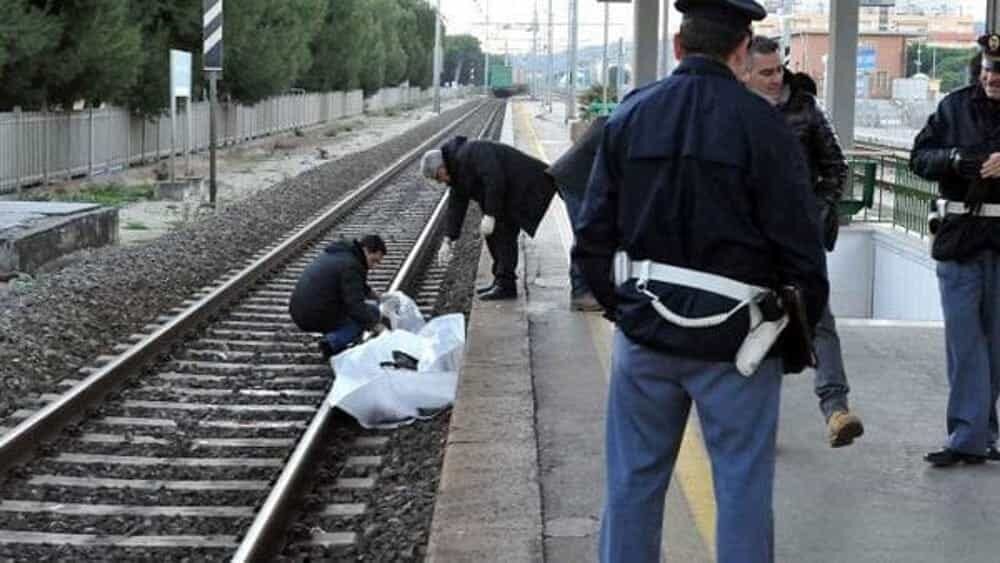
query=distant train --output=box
[488,62,526,98]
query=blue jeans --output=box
[557,184,590,297]
[937,251,1000,455]
[814,305,850,419]
[600,330,783,563]
[323,304,380,355]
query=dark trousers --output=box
[322,304,380,355]
[486,219,519,290]
[556,184,591,297]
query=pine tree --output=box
[29,0,144,109]
[358,8,387,94]
[302,0,366,92]
[225,0,326,103]
[444,35,484,86]
[123,0,201,117]
[398,0,435,89]
[376,0,407,87]
[0,0,61,108]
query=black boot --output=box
[476,281,496,295]
[479,284,516,301]
[924,448,987,467]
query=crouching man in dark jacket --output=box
[421,136,556,300]
[289,235,388,359]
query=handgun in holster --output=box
[777,285,817,374]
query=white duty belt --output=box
[613,251,788,377]
[613,251,770,328]
[938,199,1000,217]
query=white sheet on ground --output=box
[329,310,465,429]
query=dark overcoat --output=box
[440,136,556,240]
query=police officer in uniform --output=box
[911,33,1000,467]
[573,1,829,560]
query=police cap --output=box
[978,34,1000,72]
[675,0,767,29]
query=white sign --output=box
[170,50,192,98]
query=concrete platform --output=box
[0,201,118,276]
[426,99,1000,562]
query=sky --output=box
[440,0,988,54]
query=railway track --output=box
[0,99,505,562]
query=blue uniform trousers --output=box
[937,251,1000,455]
[600,330,783,563]
[814,305,851,419]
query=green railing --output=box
[844,150,937,239]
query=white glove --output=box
[379,295,399,317]
[480,215,496,237]
[437,238,454,265]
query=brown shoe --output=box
[827,410,864,448]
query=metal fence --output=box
[0,84,471,195]
[846,151,937,239]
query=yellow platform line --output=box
[512,100,718,561]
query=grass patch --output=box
[32,183,154,207]
[123,221,150,230]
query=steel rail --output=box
[230,102,506,563]
[0,102,487,475]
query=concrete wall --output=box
[828,224,942,321]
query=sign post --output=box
[203,0,223,207]
[169,50,192,182]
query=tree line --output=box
[0,0,487,115]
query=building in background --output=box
[788,31,913,99]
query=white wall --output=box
[827,224,943,321]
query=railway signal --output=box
[203,0,223,207]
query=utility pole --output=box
[546,0,554,112]
[484,0,490,92]
[566,0,578,123]
[203,0,223,208]
[659,0,670,78]
[617,37,624,101]
[602,0,610,108]
[433,0,442,113]
[532,0,539,99]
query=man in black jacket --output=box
[421,136,556,300]
[911,33,1000,467]
[289,235,388,359]
[745,36,863,448]
[574,1,828,559]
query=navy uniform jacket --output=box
[573,56,829,362]
[911,84,1000,261]
[440,136,556,240]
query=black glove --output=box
[819,201,839,252]
[954,151,987,180]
